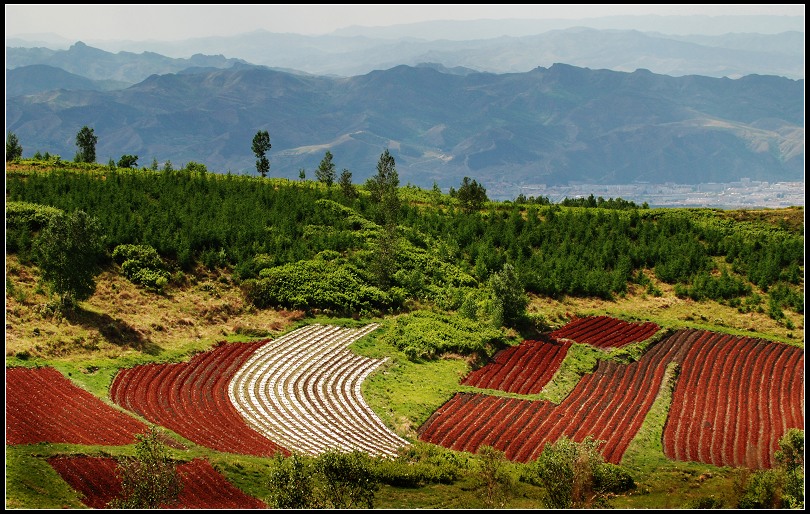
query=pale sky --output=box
[5,4,805,42]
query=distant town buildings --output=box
[494,181,804,209]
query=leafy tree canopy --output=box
[32,209,105,310]
[107,427,182,509]
[75,126,97,163]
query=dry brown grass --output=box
[5,255,802,364]
[4,254,301,361]
[529,276,803,345]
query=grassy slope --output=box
[4,230,805,508]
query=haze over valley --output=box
[6,10,804,207]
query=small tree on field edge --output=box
[107,427,182,508]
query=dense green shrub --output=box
[520,436,632,509]
[373,444,465,487]
[382,309,509,361]
[244,258,400,314]
[682,269,752,301]
[5,201,63,230]
[593,462,636,493]
[113,244,170,292]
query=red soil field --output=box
[549,315,660,349]
[418,328,699,464]
[6,366,148,446]
[662,334,804,469]
[110,340,289,457]
[461,338,571,394]
[47,455,266,508]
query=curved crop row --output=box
[662,333,804,468]
[549,315,660,349]
[419,328,697,464]
[229,323,410,457]
[110,341,289,457]
[47,456,266,508]
[6,366,147,446]
[461,338,571,394]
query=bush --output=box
[382,309,508,361]
[593,462,635,493]
[113,244,170,292]
[245,259,398,314]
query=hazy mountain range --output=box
[5,16,804,200]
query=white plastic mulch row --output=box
[228,323,410,458]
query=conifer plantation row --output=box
[6,164,802,322]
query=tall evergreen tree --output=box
[366,148,400,223]
[252,130,271,177]
[456,176,488,213]
[338,168,357,199]
[6,131,23,161]
[316,150,336,187]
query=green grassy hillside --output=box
[4,159,804,508]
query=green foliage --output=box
[117,154,138,168]
[339,168,358,199]
[560,194,641,209]
[245,258,399,314]
[113,244,170,292]
[383,310,508,361]
[593,462,636,493]
[107,427,183,508]
[315,450,380,508]
[768,282,804,315]
[5,201,63,231]
[5,163,802,312]
[736,468,782,509]
[521,436,625,509]
[266,452,318,508]
[682,268,752,301]
[775,428,804,509]
[74,126,97,163]
[252,130,271,177]
[366,148,400,224]
[487,263,528,328]
[183,161,207,174]
[112,243,165,269]
[372,444,464,487]
[456,176,488,213]
[32,210,105,310]
[7,130,23,160]
[370,224,399,289]
[316,150,336,187]
[472,445,514,508]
